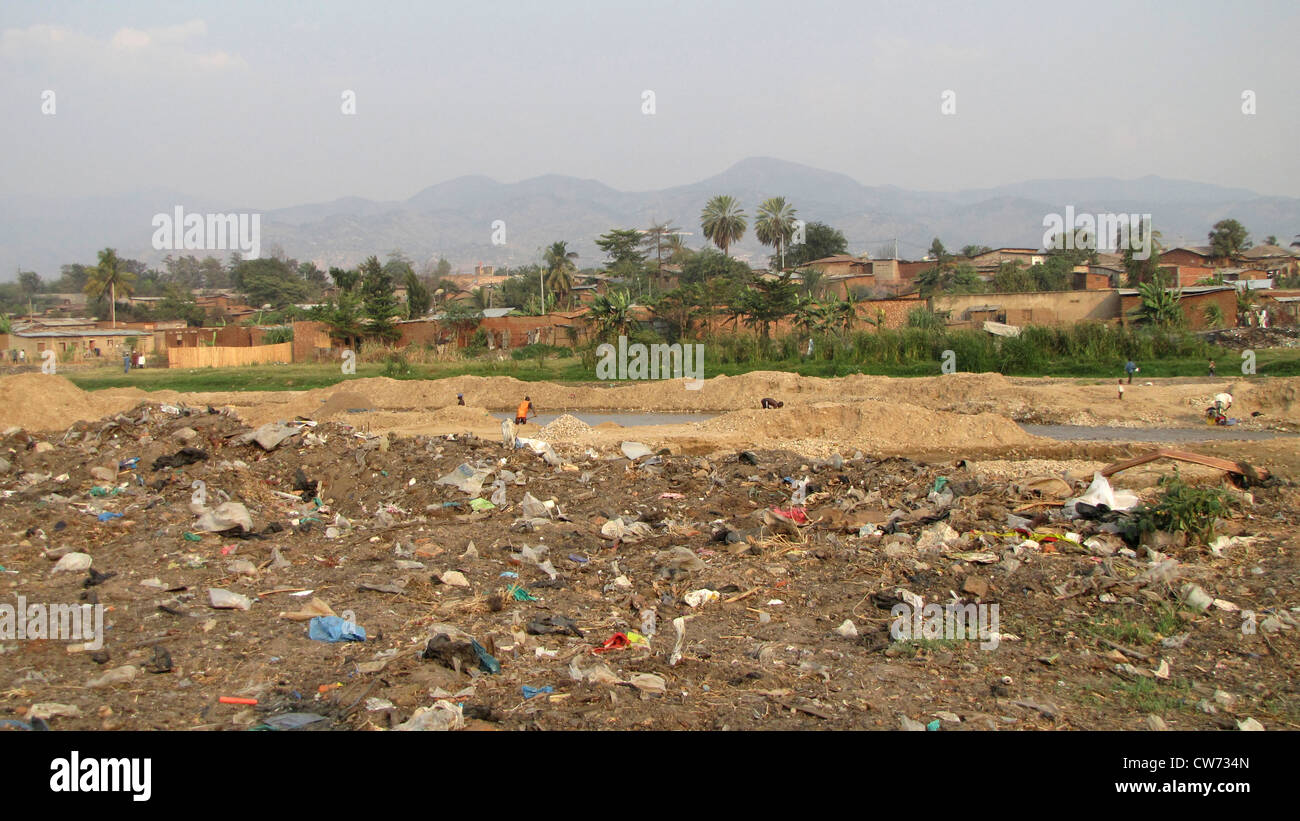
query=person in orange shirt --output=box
[515,396,536,425]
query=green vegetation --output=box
[1124,472,1236,545]
[62,321,1300,395]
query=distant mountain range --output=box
[3,157,1298,279]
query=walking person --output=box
[1124,359,1137,384]
[122,349,131,374]
[1208,359,1216,377]
[1117,379,1125,401]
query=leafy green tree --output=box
[596,229,646,266]
[299,261,328,292]
[405,269,431,317]
[735,272,798,338]
[323,291,366,351]
[57,263,93,293]
[1208,219,1250,259]
[917,262,983,296]
[928,238,951,267]
[652,283,703,340]
[1123,225,1164,286]
[158,285,206,326]
[84,248,137,328]
[18,271,41,295]
[435,257,452,278]
[331,266,359,292]
[234,257,310,308]
[701,195,747,257]
[754,196,797,269]
[360,255,401,342]
[1265,235,1279,246]
[1029,256,1075,291]
[991,261,1036,292]
[960,245,993,258]
[784,222,848,268]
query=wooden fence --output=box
[167,341,293,369]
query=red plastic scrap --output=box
[770,506,809,524]
[592,633,630,654]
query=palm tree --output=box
[1133,274,1184,327]
[642,221,681,274]
[798,267,826,298]
[544,241,578,306]
[754,197,797,269]
[469,287,493,311]
[588,289,633,339]
[84,248,137,328]
[700,195,747,257]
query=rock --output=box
[833,619,858,638]
[655,546,705,573]
[27,703,82,721]
[86,665,139,689]
[34,441,55,453]
[208,588,252,610]
[52,552,93,573]
[439,570,470,587]
[899,715,926,731]
[89,466,116,482]
[173,427,198,442]
[0,457,10,473]
[226,559,258,576]
[1146,714,1169,731]
[1236,717,1265,731]
[628,673,666,695]
[962,575,990,599]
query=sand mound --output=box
[0,373,148,432]
[698,400,1044,452]
[310,390,377,419]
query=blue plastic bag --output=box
[308,616,366,642]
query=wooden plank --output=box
[1100,448,1265,479]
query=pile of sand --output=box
[0,374,148,432]
[697,400,1047,452]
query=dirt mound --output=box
[1238,379,1299,414]
[0,373,147,432]
[697,400,1044,453]
[310,390,377,419]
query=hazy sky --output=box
[2,0,1297,207]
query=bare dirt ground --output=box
[0,372,1297,731]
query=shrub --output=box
[1125,472,1234,545]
